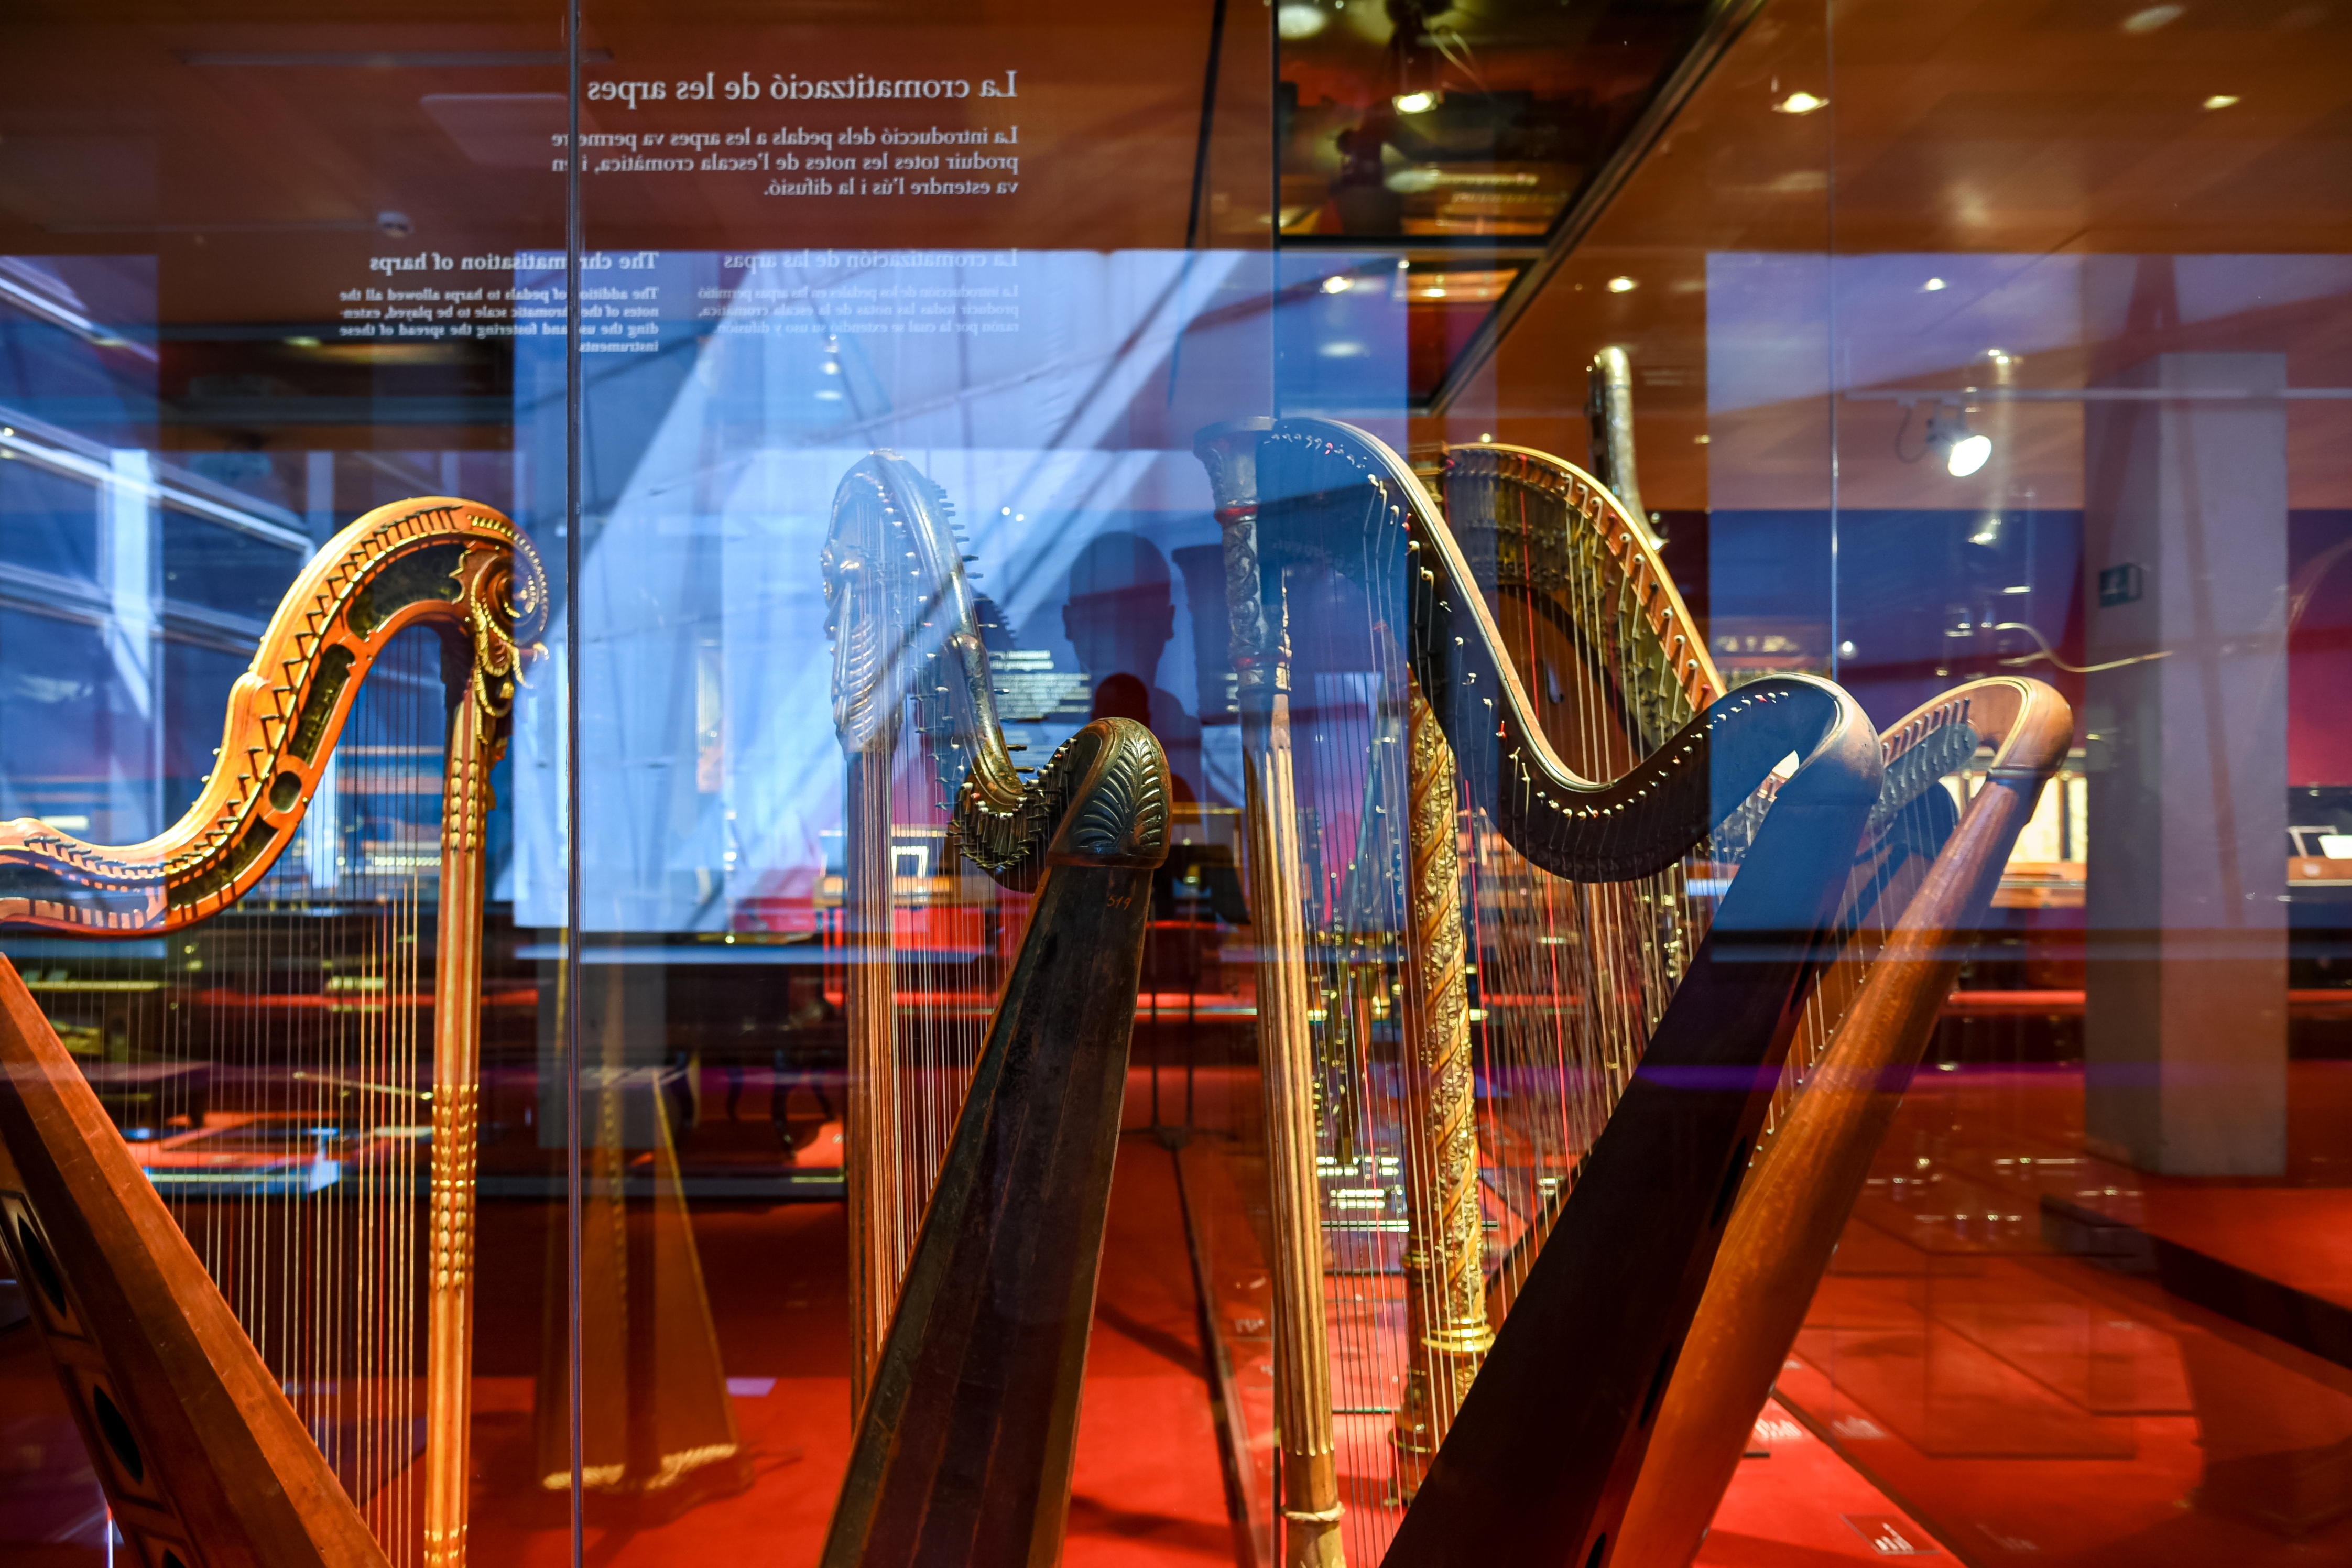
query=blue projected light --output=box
[508,248,1269,933]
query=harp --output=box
[823,451,1028,1412]
[819,450,1174,1564]
[0,496,545,1567]
[1193,419,2067,1566]
[1429,439,2070,1566]
[1194,419,1881,1565]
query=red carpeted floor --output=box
[33,1061,2352,1564]
[1770,1062,2352,1564]
[458,1115,1240,1566]
[1698,1401,1944,1565]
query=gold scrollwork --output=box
[0,496,547,935]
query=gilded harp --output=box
[0,496,543,1568]
[819,450,1175,1566]
[1196,419,1881,1565]
[1194,418,2067,1566]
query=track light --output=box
[1393,91,1436,114]
[1927,405,1991,477]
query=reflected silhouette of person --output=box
[1062,532,1207,803]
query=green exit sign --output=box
[2098,563,2144,607]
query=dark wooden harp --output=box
[1193,418,1884,1566]
[1413,439,2069,1565]
[0,954,391,1568]
[818,451,1175,1566]
[1615,677,2072,1567]
[0,496,546,1567]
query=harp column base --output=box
[424,674,493,1568]
[1245,705,1347,1568]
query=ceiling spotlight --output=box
[1927,405,1992,477]
[1773,91,1828,115]
[1393,91,1436,115]
[2203,93,2240,110]
[1321,274,1352,295]
[1922,277,1948,292]
[2121,4,2184,33]
[1606,276,1637,293]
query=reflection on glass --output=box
[3,2,2351,1565]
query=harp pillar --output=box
[424,667,491,1568]
[1198,421,1345,1567]
[1390,681,1490,1499]
[1392,681,1486,1495]
[2082,340,2289,1175]
[1586,346,1657,548]
[827,506,911,1420]
[844,740,903,1414]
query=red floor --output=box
[1698,1401,1944,1565]
[458,1117,1237,1566]
[1771,1063,2352,1562]
[1169,1066,1940,1567]
[21,1062,2352,1564]
[2068,1184,2352,1313]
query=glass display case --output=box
[1,2,2349,1566]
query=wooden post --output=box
[1197,421,1345,1567]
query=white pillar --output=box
[2082,350,2289,1176]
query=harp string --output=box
[141,625,442,1566]
[1454,458,1715,1340]
[1261,457,1725,1564]
[841,457,1016,1364]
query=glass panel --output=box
[8,3,2352,1565]
[1278,0,1763,405]
[1795,6,2352,1559]
[557,0,1276,1558]
[0,12,569,1568]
